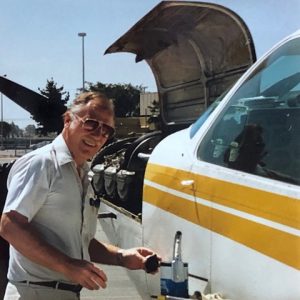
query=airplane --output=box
[87,1,300,299]
[0,75,67,133]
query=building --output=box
[139,92,159,116]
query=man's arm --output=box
[0,210,107,290]
[89,238,161,271]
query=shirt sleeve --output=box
[3,154,51,222]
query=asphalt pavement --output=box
[81,223,149,300]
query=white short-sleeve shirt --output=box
[3,134,98,282]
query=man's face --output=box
[63,98,114,165]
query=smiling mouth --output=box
[83,139,97,148]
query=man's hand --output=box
[64,258,107,290]
[118,247,161,273]
[0,212,108,291]
[88,239,161,274]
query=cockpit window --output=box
[190,101,219,139]
[198,37,300,186]
[190,88,231,138]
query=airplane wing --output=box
[0,76,52,117]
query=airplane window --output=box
[190,100,219,138]
[190,88,231,138]
[198,37,300,186]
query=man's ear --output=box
[63,112,72,128]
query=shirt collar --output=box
[51,134,89,170]
[50,134,71,164]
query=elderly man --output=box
[0,92,159,300]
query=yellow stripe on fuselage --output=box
[144,163,300,270]
[145,163,300,230]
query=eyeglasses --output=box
[72,113,115,139]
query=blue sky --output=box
[1,0,300,128]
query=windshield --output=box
[198,37,300,185]
[190,88,231,138]
[190,101,220,138]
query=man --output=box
[0,92,160,299]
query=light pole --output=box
[78,32,87,91]
[0,74,7,150]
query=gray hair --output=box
[66,91,114,116]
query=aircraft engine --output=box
[91,132,163,216]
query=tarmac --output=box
[80,223,148,300]
[0,149,28,163]
[0,150,149,300]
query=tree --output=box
[0,122,12,138]
[86,82,146,117]
[147,100,161,130]
[10,122,22,138]
[34,78,69,135]
[24,124,36,137]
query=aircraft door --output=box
[193,103,300,297]
[192,39,300,297]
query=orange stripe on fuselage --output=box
[145,163,300,230]
[143,163,300,270]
